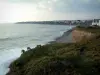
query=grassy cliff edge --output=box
[7,26,100,75]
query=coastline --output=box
[7,26,100,75]
[6,27,75,75]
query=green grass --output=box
[76,26,100,34]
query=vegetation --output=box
[7,27,100,75]
[76,26,100,34]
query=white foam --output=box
[0,48,26,75]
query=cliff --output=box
[7,26,100,75]
[72,26,100,42]
[72,29,95,42]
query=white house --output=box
[91,20,100,26]
[99,20,100,25]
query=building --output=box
[99,20,100,25]
[91,19,100,26]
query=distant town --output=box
[16,19,100,26]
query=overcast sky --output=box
[0,0,100,23]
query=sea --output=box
[0,23,74,75]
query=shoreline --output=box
[6,27,75,75]
[49,28,75,44]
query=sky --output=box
[0,0,100,23]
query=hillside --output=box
[7,26,100,75]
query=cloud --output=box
[52,0,100,13]
[2,0,100,13]
[0,0,100,22]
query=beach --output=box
[49,28,74,44]
[55,28,74,43]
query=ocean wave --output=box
[0,36,33,41]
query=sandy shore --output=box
[49,28,74,43]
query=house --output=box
[91,19,100,26]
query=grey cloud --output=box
[4,0,100,13]
[47,0,100,13]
